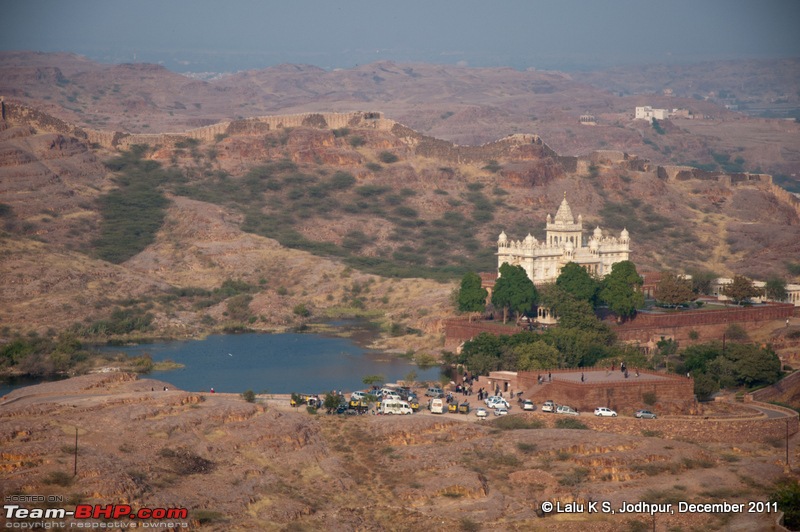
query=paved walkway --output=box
[552,369,678,384]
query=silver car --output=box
[556,405,579,416]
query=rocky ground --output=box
[1,373,796,530]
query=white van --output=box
[430,398,445,414]
[381,399,413,415]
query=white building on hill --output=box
[635,106,669,120]
[496,195,631,285]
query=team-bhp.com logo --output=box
[4,503,189,528]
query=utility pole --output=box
[73,427,78,477]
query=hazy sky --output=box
[2,0,799,72]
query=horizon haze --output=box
[2,1,799,73]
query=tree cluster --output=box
[677,341,782,400]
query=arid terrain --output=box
[0,54,798,343]
[1,52,800,530]
[1,372,796,530]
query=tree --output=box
[723,275,762,305]
[456,271,488,321]
[770,478,800,530]
[556,262,599,305]
[764,276,788,302]
[459,332,503,373]
[513,340,560,371]
[362,374,385,387]
[599,261,644,321]
[323,392,342,413]
[491,263,538,324]
[688,269,717,296]
[654,272,695,307]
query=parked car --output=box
[541,400,556,413]
[425,387,444,398]
[494,407,509,416]
[635,409,657,419]
[486,396,510,409]
[556,405,579,416]
[475,407,488,419]
[350,391,367,402]
[522,400,536,411]
[594,407,617,417]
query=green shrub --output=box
[242,390,256,403]
[555,418,588,430]
[348,136,365,147]
[378,151,399,163]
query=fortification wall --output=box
[3,101,86,139]
[392,123,558,165]
[617,303,794,330]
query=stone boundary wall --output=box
[472,367,696,414]
[391,123,560,165]
[446,304,793,350]
[3,101,87,140]
[532,373,696,415]
[617,303,794,330]
[517,401,798,444]
[1,101,395,150]
[443,318,524,350]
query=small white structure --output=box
[635,106,670,121]
[711,278,800,307]
[497,195,631,285]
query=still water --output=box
[0,331,440,397]
[106,332,440,394]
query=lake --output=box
[0,330,441,397]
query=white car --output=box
[350,391,367,402]
[556,405,579,416]
[541,400,556,413]
[594,407,617,417]
[486,396,510,409]
[493,407,509,416]
[522,400,535,411]
[475,407,488,419]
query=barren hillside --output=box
[0,373,793,530]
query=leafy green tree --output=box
[723,275,762,305]
[688,269,718,296]
[599,261,644,321]
[459,332,503,372]
[492,263,538,324]
[513,341,560,371]
[556,262,599,305]
[724,343,782,387]
[764,276,788,302]
[770,478,800,530]
[692,371,719,401]
[362,374,385,387]
[323,392,343,413]
[654,272,695,307]
[456,272,488,321]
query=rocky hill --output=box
[2,52,800,179]
[0,97,798,346]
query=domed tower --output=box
[546,194,583,249]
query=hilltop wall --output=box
[2,97,798,216]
